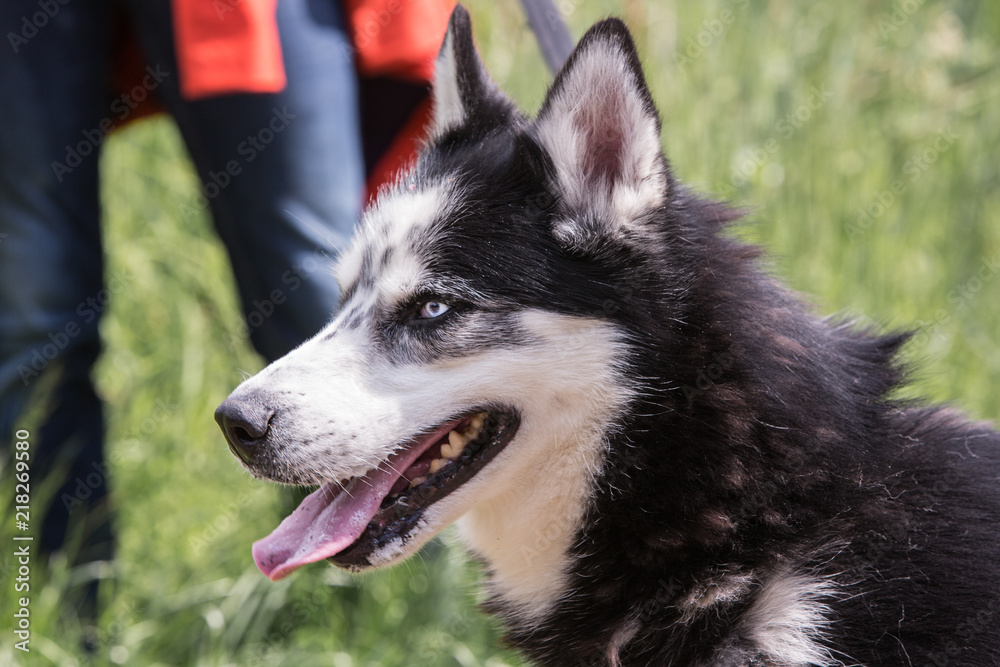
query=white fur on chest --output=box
[423,310,635,620]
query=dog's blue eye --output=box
[418,302,450,319]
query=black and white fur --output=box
[219,8,1000,666]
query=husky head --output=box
[216,6,704,617]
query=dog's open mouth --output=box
[252,409,519,579]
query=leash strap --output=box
[518,0,574,73]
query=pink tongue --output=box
[252,427,451,580]
[252,473,389,581]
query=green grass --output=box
[2,0,998,664]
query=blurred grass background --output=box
[2,0,998,664]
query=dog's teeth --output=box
[441,440,463,459]
[409,476,427,488]
[436,414,491,467]
[462,413,487,438]
[449,429,471,450]
[471,413,487,431]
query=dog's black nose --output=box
[215,397,274,464]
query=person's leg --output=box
[122,0,364,362]
[0,0,114,611]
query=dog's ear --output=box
[534,19,668,252]
[431,5,515,138]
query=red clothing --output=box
[119,0,454,196]
[342,0,452,82]
[172,0,286,99]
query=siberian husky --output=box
[216,7,1000,666]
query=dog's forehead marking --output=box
[336,182,455,306]
[376,252,427,307]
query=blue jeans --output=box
[0,0,363,564]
